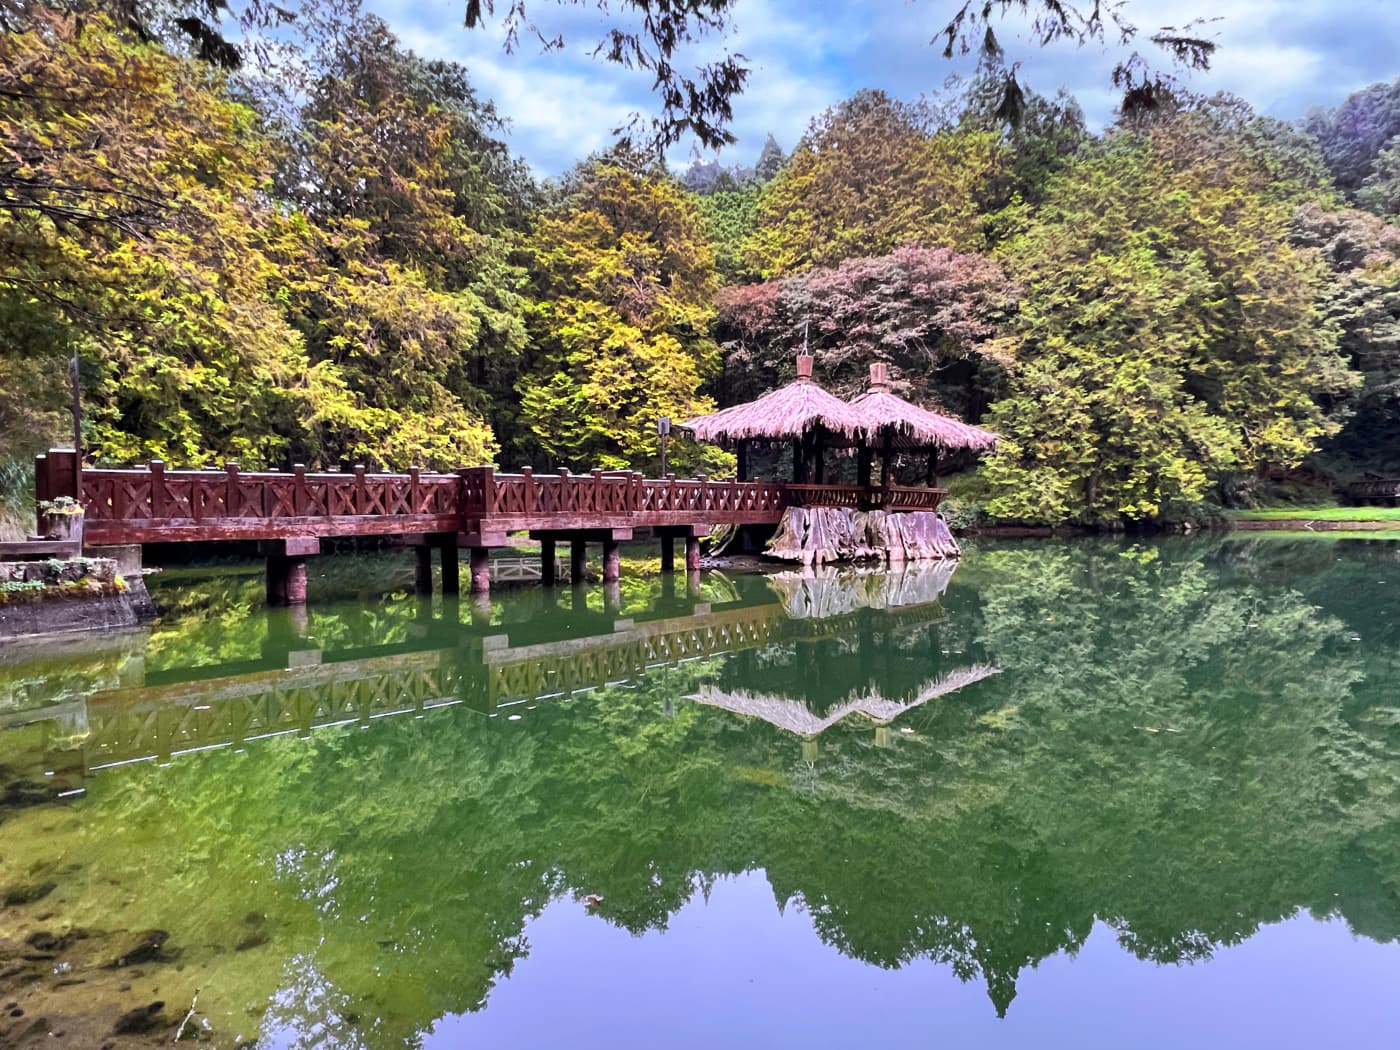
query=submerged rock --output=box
[106,930,169,968]
[233,930,269,952]
[2,882,56,908]
[113,1000,167,1034]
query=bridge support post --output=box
[570,538,587,585]
[441,543,460,595]
[685,535,702,572]
[469,547,490,595]
[602,538,621,582]
[414,545,433,597]
[541,537,556,585]
[659,532,674,573]
[263,538,317,606]
[267,556,309,606]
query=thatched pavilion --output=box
[849,362,999,495]
[683,354,862,483]
[682,354,996,563]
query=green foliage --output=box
[983,114,1357,524]
[695,183,761,284]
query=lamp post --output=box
[658,416,671,477]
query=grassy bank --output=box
[1230,507,1400,522]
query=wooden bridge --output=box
[29,449,946,602]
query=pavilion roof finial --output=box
[869,362,890,390]
[796,320,813,380]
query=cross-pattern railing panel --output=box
[75,458,460,538]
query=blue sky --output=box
[367,1,1400,176]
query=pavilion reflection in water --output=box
[0,561,995,788]
[691,561,998,747]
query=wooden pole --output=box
[469,547,491,595]
[441,543,460,595]
[685,535,702,571]
[414,546,433,596]
[659,532,675,573]
[68,352,83,499]
[926,447,940,488]
[541,537,557,585]
[857,445,873,489]
[736,440,749,482]
[602,538,621,582]
[880,430,894,508]
[570,538,587,585]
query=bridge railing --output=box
[36,451,950,545]
[76,461,458,523]
[460,467,788,521]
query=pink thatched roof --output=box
[849,363,999,451]
[683,354,863,443]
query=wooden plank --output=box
[84,515,462,545]
[0,539,81,557]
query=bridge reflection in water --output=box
[3,561,995,785]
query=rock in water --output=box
[2,881,55,907]
[113,1001,167,1034]
[106,930,169,968]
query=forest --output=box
[3,0,1400,527]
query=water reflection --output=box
[0,540,1398,1049]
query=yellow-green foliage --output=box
[519,157,733,476]
[743,90,1006,276]
[982,114,1358,524]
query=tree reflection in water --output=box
[0,539,1397,1045]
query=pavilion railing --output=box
[784,484,947,512]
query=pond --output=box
[1,538,1399,1048]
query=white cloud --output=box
[366,0,1398,175]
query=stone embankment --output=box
[0,558,154,640]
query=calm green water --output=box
[1,538,1399,1048]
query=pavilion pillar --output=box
[880,431,894,507]
[793,438,807,484]
[926,448,940,489]
[469,546,491,595]
[659,532,675,573]
[812,428,826,484]
[541,537,557,585]
[441,543,460,595]
[570,538,588,585]
[414,545,433,597]
[736,441,750,482]
[602,538,621,582]
[857,446,873,489]
[685,535,702,572]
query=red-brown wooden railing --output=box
[785,484,947,511]
[35,450,949,547]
